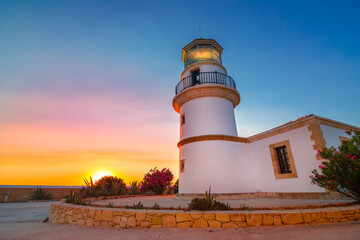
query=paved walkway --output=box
[92,195,354,209]
[1,201,360,240]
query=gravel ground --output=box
[1,201,360,240]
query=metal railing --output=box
[175,72,236,95]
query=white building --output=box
[172,38,359,198]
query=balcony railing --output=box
[175,72,236,95]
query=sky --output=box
[0,0,359,186]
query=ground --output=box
[1,201,360,240]
[91,194,354,208]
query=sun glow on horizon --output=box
[92,170,113,182]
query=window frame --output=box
[269,140,298,179]
[180,159,185,173]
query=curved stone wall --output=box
[49,202,360,228]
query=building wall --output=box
[179,141,256,194]
[180,97,238,140]
[179,125,328,194]
[321,125,349,148]
[249,126,325,193]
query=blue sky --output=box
[0,0,359,184]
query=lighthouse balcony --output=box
[175,72,236,95]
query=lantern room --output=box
[181,39,223,68]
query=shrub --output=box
[126,201,144,209]
[187,187,231,211]
[83,177,97,197]
[239,204,253,211]
[129,180,140,195]
[310,129,360,202]
[94,176,126,196]
[152,203,160,210]
[31,187,51,200]
[65,190,85,205]
[172,179,179,194]
[140,168,174,194]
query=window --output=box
[181,113,185,125]
[269,140,298,179]
[276,146,292,174]
[180,159,185,173]
[191,69,200,86]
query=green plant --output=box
[108,202,113,208]
[176,205,182,210]
[152,203,160,210]
[239,204,253,211]
[65,190,85,205]
[187,187,231,211]
[129,180,140,195]
[31,186,51,200]
[140,167,174,194]
[127,201,144,209]
[94,176,126,196]
[310,129,360,202]
[83,177,97,197]
[205,187,215,209]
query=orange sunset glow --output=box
[0,93,179,186]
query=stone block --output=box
[152,216,162,225]
[101,210,113,222]
[140,221,151,227]
[163,215,176,228]
[281,213,304,225]
[204,213,215,220]
[88,209,96,218]
[177,221,192,228]
[215,213,230,222]
[262,215,274,226]
[94,210,102,222]
[190,213,202,219]
[327,211,343,220]
[230,213,245,222]
[208,220,221,228]
[246,214,262,226]
[127,216,136,227]
[136,212,146,221]
[223,222,237,228]
[237,222,248,228]
[176,213,192,222]
[193,219,208,228]
[113,216,121,224]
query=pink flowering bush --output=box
[310,129,360,202]
[140,168,174,194]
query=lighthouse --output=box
[173,39,255,194]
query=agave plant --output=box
[83,177,97,197]
[129,180,140,195]
[205,186,215,209]
[65,190,85,205]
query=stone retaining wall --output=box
[0,187,81,202]
[49,202,360,228]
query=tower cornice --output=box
[172,84,241,113]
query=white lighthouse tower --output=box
[173,39,256,194]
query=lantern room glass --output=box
[184,44,222,68]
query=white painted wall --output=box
[180,97,238,140]
[179,141,256,194]
[321,125,348,148]
[248,126,325,193]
